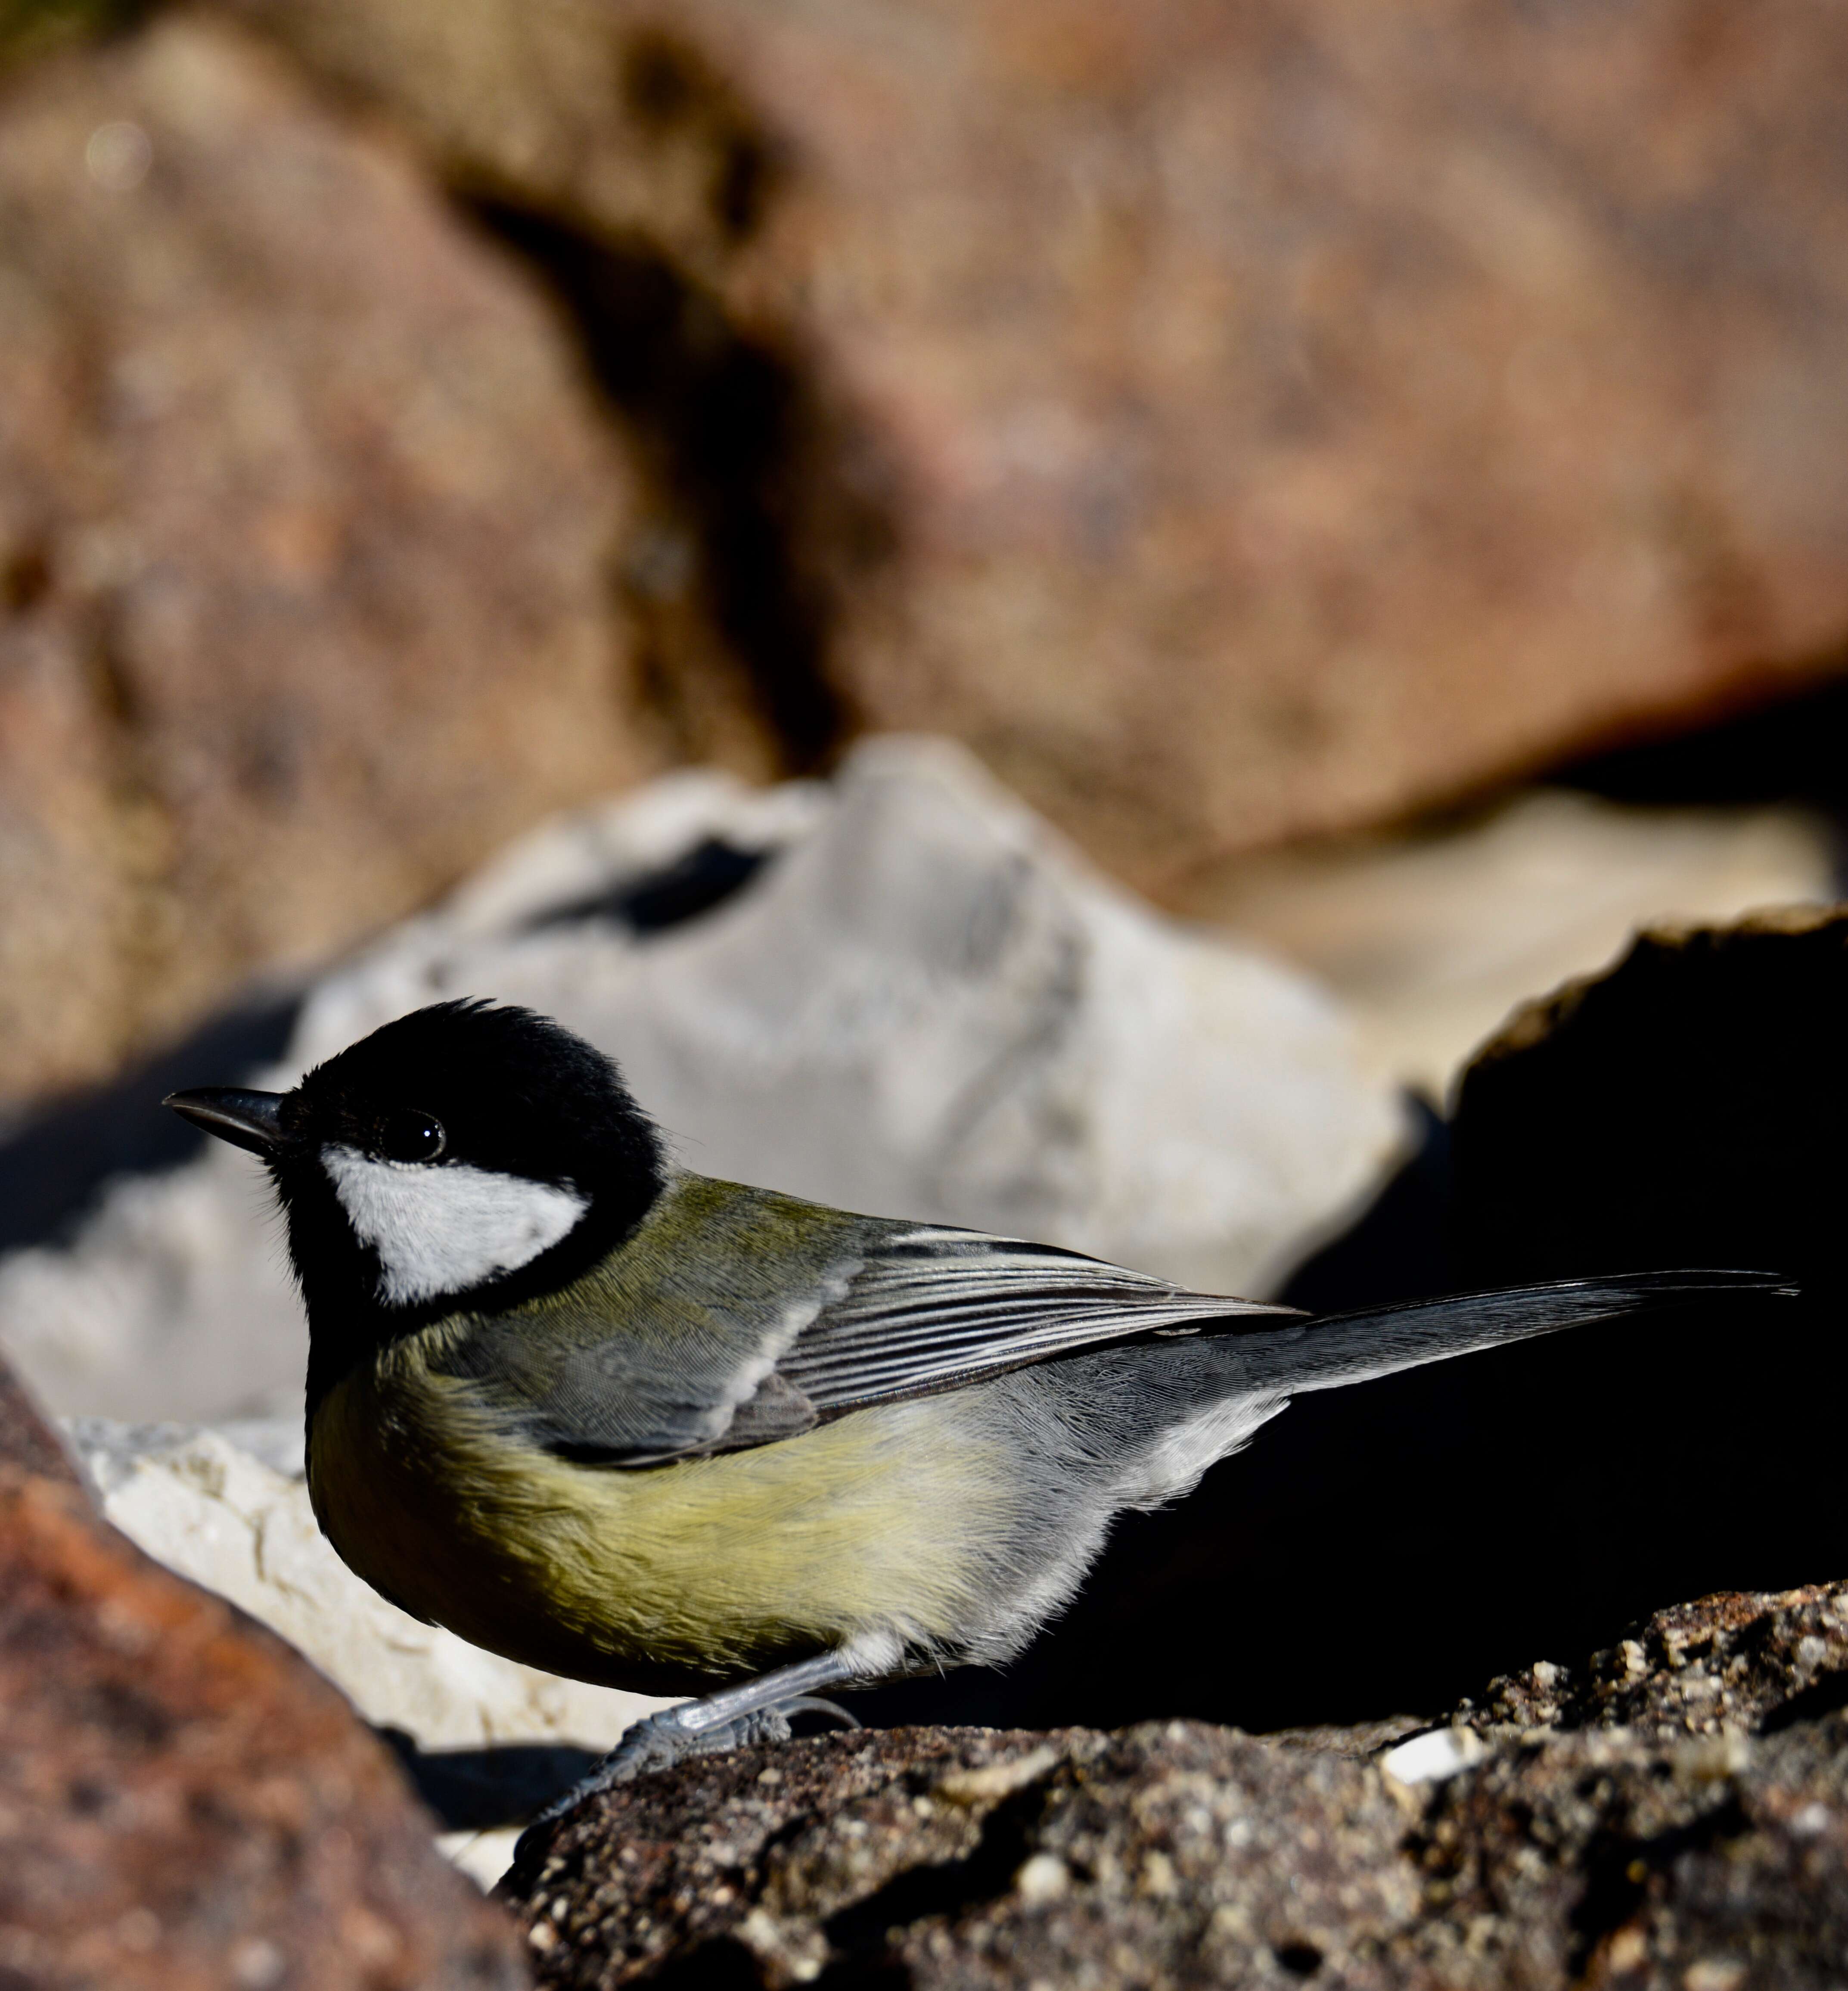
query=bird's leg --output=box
[522,1649,864,1841]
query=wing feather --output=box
[769,1224,1283,1414]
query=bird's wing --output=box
[435,1175,1285,1468]
[773,1224,1283,1414]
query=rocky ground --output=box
[0,818,1835,1980]
[502,1581,1848,1990]
[0,773,1839,1960]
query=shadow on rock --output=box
[858,956,1846,1739]
[378,1730,605,1833]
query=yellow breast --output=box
[306,1325,1013,1694]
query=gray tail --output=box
[1241,1270,1797,1397]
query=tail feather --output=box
[1242,1269,1796,1398]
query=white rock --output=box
[2,736,1402,1425]
[1377,1725,1489,1786]
[439,1827,524,1893]
[65,1417,662,1752]
[1182,789,1834,1100]
[0,1155,307,1424]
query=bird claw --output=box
[512,1704,798,1864]
[606,1703,796,1782]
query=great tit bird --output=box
[166,999,1787,1820]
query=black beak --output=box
[163,1087,288,1158]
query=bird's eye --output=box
[379,1109,446,1165]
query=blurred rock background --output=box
[2,0,1847,1110]
[1,0,1846,1916]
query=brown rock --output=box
[0,1354,530,1988]
[1450,903,1848,1286]
[0,15,656,1108]
[506,1583,1848,1988]
[217,0,1848,888]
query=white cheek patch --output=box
[322,1145,588,1305]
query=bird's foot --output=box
[613,1701,798,1778]
[511,1654,866,1873]
[513,1698,858,1868]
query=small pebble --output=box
[1016,1854,1070,1904]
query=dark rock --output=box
[0,0,141,77]
[1451,904,1848,1288]
[218,0,1848,888]
[915,891,1842,1755]
[1458,1582,1848,1742]
[503,1724,1421,1990]
[1394,1718,1848,1991]
[0,15,658,1109]
[0,1351,530,1988]
[505,1584,1848,1989]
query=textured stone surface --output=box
[0,1358,529,1989]
[1450,903,1848,1285]
[505,1583,1848,1989]
[0,14,653,1108]
[1457,1581,1848,1742]
[1392,1717,1848,1991]
[0,738,1399,1424]
[504,1723,1422,1990]
[217,0,1848,888]
[287,737,1401,1295]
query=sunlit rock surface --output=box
[0,13,654,1110]
[1180,790,1834,1100]
[0,1361,528,1988]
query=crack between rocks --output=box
[80,589,189,1073]
[1761,1671,1848,1733]
[810,1776,1065,1988]
[0,0,152,73]
[464,197,895,780]
[634,1768,1067,1991]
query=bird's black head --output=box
[166,1001,666,1399]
